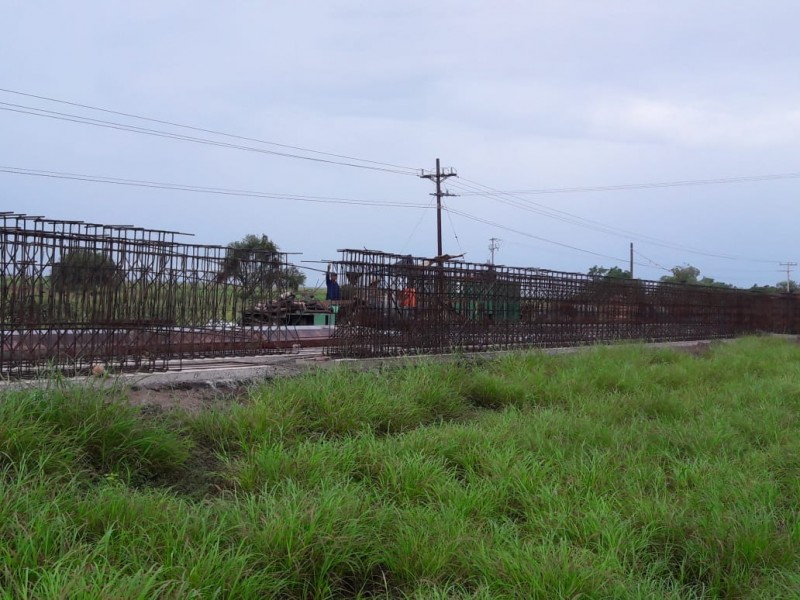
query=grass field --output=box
[2,337,800,598]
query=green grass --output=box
[3,336,800,597]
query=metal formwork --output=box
[328,249,800,358]
[0,213,301,377]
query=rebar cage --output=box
[0,213,303,377]
[328,249,800,358]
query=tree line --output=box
[588,264,795,293]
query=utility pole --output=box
[630,242,634,278]
[780,261,797,292]
[420,158,457,257]
[489,238,501,265]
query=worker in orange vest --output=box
[399,286,417,309]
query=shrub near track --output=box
[1,337,800,597]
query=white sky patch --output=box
[590,98,800,148]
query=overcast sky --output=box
[2,1,799,288]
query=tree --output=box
[218,234,305,299]
[51,250,123,290]
[660,265,701,285]
[280,266,306,291]
[587,265,631,279]
[660,265,735,288]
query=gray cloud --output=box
[2,0,800,287]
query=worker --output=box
[326,264,341,301]
[399,286,417,309]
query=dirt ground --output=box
[677,341,713,357]
[126,385,250,414]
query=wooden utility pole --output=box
[780,261,797,292]
[420,158,457,256]
[630,242,634,278]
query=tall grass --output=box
[0,385,190,481]
[2,336,800,597]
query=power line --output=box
[450,178,648,238]
[9,89,799,192]
[0,165,431,208]
[1,162,639,266]
[503,239,655,271]
[451,177,778,264]
[0,87,421,173]
[452,177,762,261]
[632,249,671,273]
[443,205,632,264]
[453,178,719,261]
[458,172,800,196]
[0,102,418,175]
[400,197,436,254]
[3,88,790,269]
[442,199,464,255]
[634,250,779,282]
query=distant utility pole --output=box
[420,158,457,257]
[780,261,797,292]
[489,238,502,265]
[630,242,634,278]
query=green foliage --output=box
[218,234,306,298]
[4,338,800,596]
[226,233,280,258]
[587,265,631,279]
[749,281,800,294]
[661,265,735,288]
[50,250,123,290]
[698,276,735,289]
[660,264,701,284]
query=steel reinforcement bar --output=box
[0,213,303,378]
[327,249,800,358]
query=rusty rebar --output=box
[0,213,303,377]
[327,249,800,358]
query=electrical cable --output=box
[400,196,436,254]
[0,102,417,175]
[632,250,672,273]
[458,172,800,195]
[2,89,790,267]
[450,178,740,261]
[502,239,653,271]
[0,87,420,172]
[451,177,779,264]
[451,177,745,259]
[442,205,631,264]
[0,165,431,208]
[441,199,464,255]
